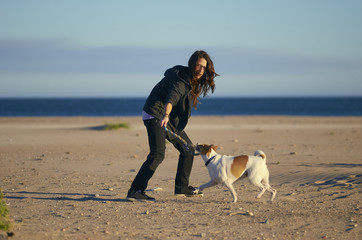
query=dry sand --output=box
[0,116,361,239]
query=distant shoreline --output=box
[1,97,361,117]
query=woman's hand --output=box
[160,103,172,127]
[160,114,169,128]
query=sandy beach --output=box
[1,116,361,239]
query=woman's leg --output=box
[129,119,166,192]
[167,130,195,194]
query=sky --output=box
[1,0,362,98]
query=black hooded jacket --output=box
[143,65,193,133]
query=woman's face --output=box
[194,58,207,80]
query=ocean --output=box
[0,97,361,117]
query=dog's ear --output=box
[211,145,218,151]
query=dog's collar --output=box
[205,155,216,166]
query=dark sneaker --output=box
[126,189,155,202]
[175,186,203,197]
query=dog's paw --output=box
[192,188,200,194]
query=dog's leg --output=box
[249,177,267,199]
[224,180,237,203]
[267,185,277,201]
[254,179,277,201]
[260,176,277,201]
[256,185,267,199]
[196,180,218,193]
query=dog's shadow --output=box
[298,163,362,168]
[4,190,129,202]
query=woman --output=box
[127,50,219,201]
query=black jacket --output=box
[143,65,193,133]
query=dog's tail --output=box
[254,150,266,161]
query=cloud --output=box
[212,48,362,75]
[0,39,361,75]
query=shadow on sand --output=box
[4,190,129,202]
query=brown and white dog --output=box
[194,144,277,203]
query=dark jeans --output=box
[130,118,195,193]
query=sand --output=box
[0,116,361,239]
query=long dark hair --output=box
[188,50,219,108]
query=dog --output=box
[194,144,276,203]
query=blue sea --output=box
[0,97,361,117]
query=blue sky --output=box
[1,0,361,97]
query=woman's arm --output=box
[160,103,172,127]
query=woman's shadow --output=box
[4,190,129,202]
